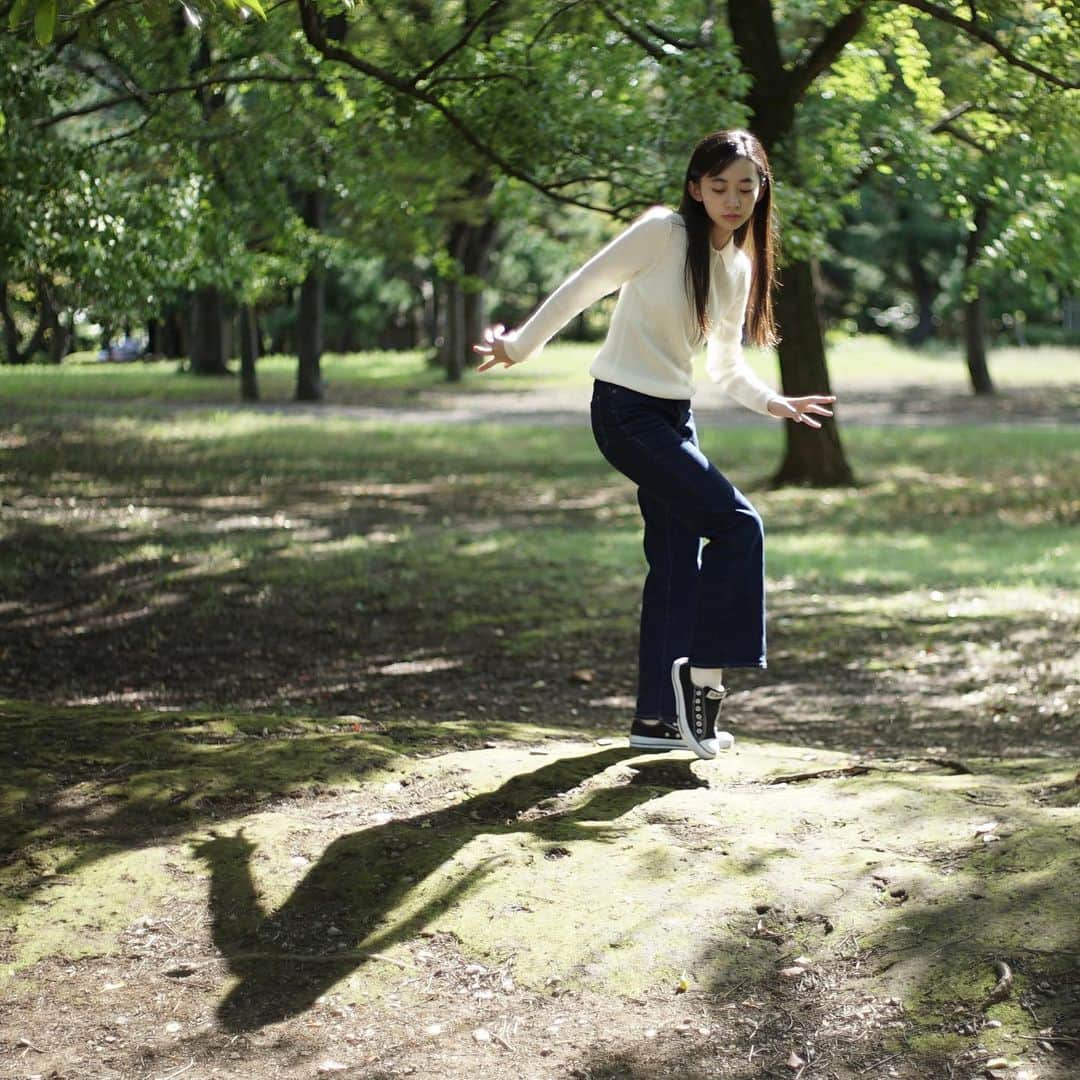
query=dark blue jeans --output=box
[590,379,766,723]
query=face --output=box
[688,157,763,233]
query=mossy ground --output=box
[1,346,1077,1078]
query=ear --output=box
[688,179,703,203]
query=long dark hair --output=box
[676,129,779,348]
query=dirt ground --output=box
[1,381,1078,1080]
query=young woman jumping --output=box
[472,129,835,761]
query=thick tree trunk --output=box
[295,191,327,401]
[0,278,48,364]
[463,217,498,366]
[772,259,855,487]
[190,287,230,374]
[438,172,495,380]
[0,281,24,364]
[963,199,995,395]
[239,304,259,401]
[900,205,937,347]
[729,1,863,487]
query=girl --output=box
[473,130,834,761]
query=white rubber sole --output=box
[628,733,688,752]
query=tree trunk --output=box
[0,278,48,364]
[900,206,937,347]
[771,259,855,487]
[963,199,995,395]
[729,1,862,487]
[190,287,230,374]
[295,191,327,401]
[463,216,498,367]
[0,280,23,364]
[239,304,259,401]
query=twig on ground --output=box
[1014,1033,1078,1044]
[17,1037,45,1054]
[766,765,875,785]
[861,1051,904,1073]
[157,1060,195,1080]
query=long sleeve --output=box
[705,262,779,416]
[503,207,671,364]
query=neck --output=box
[710,224,734,251]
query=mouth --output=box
[722,214,742,221]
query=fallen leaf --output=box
[165,1021,181,1034]
[317,1062,348,1074]
[424,1023,443,1036]
[786,1050,806,1070]
[675,975,690,994]
[974,821,999,835]
[473,1028,491,1043]
[780,966,808,978]
[569,669,595,683]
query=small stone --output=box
[786,1050,807,1070]
[473,1028,491,1043]
[424,1023,443,1036]
[986,1019,1002,1028]
[165,1021,181,1034]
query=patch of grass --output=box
[4,336,1076,412]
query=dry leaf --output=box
[569,669,595,683]
[317,1062,348,1074]
[786,1050,807,1070]
[473,1028,491,1043]
[974,821,999,835]
[780,966,807,978]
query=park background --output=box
[1,2,1078,1078]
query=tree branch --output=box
[295,0,621,217]
[898,0,1078,89]
[411,0,508,87]
[787,3,870,105]
[34,72,320,128]
[597,2,668,61]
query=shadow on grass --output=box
[192,748,685,1030]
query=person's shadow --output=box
[193,749,704,1030]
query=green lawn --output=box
[4,336,1076,408]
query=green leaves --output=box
[33,0,56,44]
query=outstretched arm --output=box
[473,207,671,372]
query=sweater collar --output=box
[710,237,738,269]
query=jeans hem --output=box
[689,659,768,670]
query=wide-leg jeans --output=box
[590,378,766,723]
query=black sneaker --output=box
[672,658,734,760]
[628,716,686,752]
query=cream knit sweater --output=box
[502,206,780,415]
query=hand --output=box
[472,323,514,372]
[767,394,836,428]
